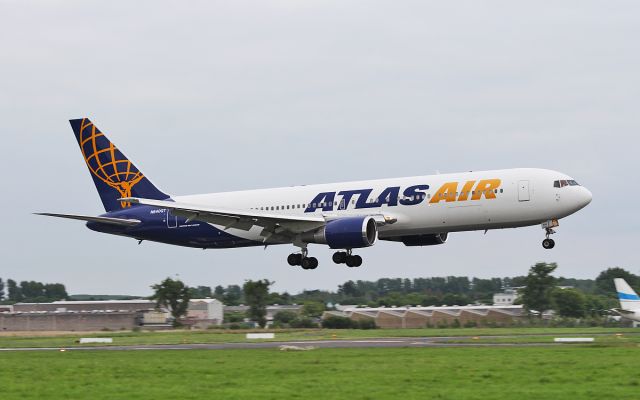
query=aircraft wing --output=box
[121,197,328,241]
[35,213,141,227]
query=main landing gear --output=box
[287,248,318,270]
[287,248,364,269]
[541,219,559,249]
[332,250,363,268]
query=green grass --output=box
[0,327,637,348]
[1,346,639,399]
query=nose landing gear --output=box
[332,250,363,267]
[541,219,559,249]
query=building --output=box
[323,305,524,328]
[0,310,141,331]
[493,289,519,306]
[3,300,167,331]
[186,298,224,327]
[12,300,157,313]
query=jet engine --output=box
[301,216,377,249]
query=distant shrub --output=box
[290,318,318,328]
[273,311,298,325]
[356,319,377,330]
[322,316,353,329]
[229,323,252,330]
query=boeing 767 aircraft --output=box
[38,119,592,269]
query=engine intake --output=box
[302,216,377,249]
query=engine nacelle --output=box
[397,233,448,246]
[301,216,378,249]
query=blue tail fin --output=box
[69,118,169,212]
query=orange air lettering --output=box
[429,182,459,204]
[471,179,501,200]
[457,181,476,201]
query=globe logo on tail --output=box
[78,118,144,208]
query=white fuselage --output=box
[174,168,592,244]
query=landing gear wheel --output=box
[352,255,362,267]
[301,257,318,270]
[287,253,302,266]
[542,238,555,249]
[332,252,348,264]
[345,255,363,267]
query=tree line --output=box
[0,278,68,303]
[181,266,634,310]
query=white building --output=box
[493,289,519,306]
[187,298,224,325]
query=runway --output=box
[0,335,574,352]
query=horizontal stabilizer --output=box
[35,213,141,227]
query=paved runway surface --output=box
[0,336,572,352]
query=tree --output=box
[223,285,243,305]
[0,278,4,301]
[273,310,298,325]
[7,279,22,302]
[20,281,45,300]
[520,262,557,316]
[44,283,68,301]
[301,301,325,318]
[213,285,225,301]
[243,279,271,328]
[551,288,587,318]
[595,267,639,296]
[151,277,191,327]
[189,286,212,298]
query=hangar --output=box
[324,305,524,328]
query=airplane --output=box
[612,278,640,323]
[37,118,593,270]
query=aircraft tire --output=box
[352,255,363,267]
[332,252,347,264]
[542,238,555,249]
[287,253,301,266]
[301,257,318,270]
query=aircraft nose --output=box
[578,187,592,208]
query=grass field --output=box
[1,345,639,399]
[0,327,638,348]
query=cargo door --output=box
[518,180,530,202]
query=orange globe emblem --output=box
[78,119,144,208]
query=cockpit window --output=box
[554,179,580,188]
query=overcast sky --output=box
[1,1,638,296]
